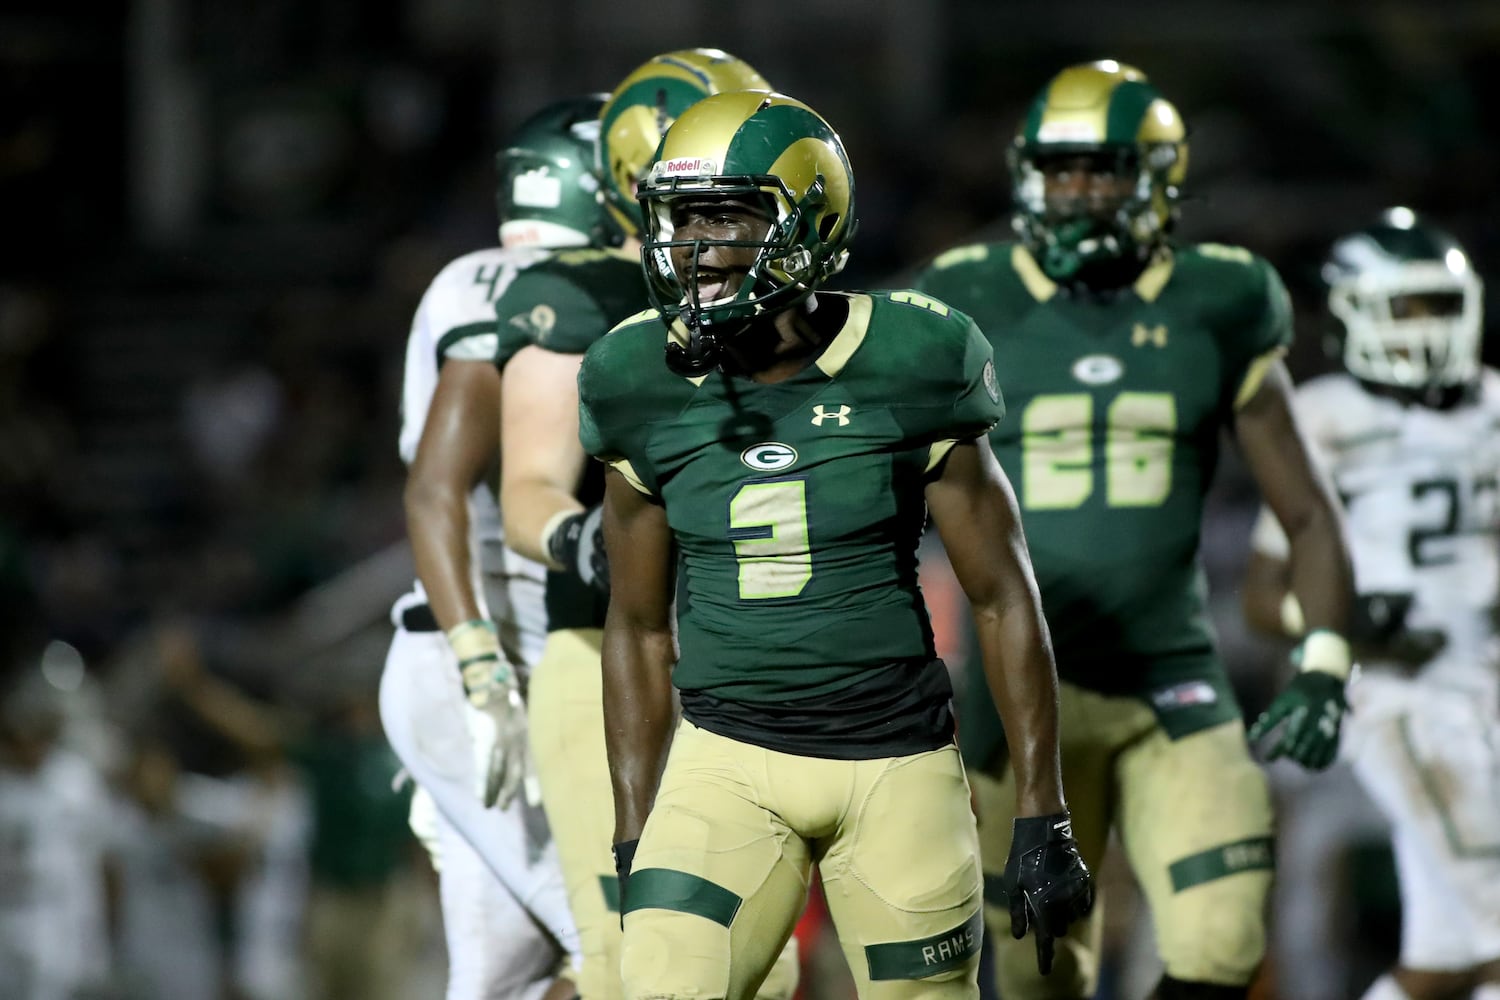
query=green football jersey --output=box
[916,241,1291,747]
[579,291,1002,756]
[493,246,646,366]
[493,245,649,631]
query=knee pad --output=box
[1155,975,1248,1000]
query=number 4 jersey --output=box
[916,241,1292,745]
[578,291,1002,758]
[1252,370,1500,697]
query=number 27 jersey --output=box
[578,291,1001,707]
[1254,370,1500,694]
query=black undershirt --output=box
[678,658,957,759]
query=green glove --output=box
[1248,630,1350,771]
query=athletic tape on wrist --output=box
[446,619,500,666]
[1296,629,1352,681]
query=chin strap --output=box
[664,313,723,376]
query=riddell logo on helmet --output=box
[1037,121,1100,143]
[657,157,716,178]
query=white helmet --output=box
[1324,207,1483,392]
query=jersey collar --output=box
[1011,245,1177,303]
[663,293,873,385]
[812,293,872,378]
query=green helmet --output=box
[598,48,772,238]
[496,95,622,249]
[1324,207,1483,395]
[637,90,856,346]
[1010,60,1187,281]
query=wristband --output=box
[538,508,581,571]
[1293,628,1352,682]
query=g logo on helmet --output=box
[740,442,798,472]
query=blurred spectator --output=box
[0,669,114,1000]
[153,623,425,1000]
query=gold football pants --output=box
[975,682,1274,998]
[622,720,983,1000]
[528,629,798,1000]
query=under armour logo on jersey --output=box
[811,404,852,427]
[1132,323,1168,348]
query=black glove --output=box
[1002,812,1094,975]
[612,838,639,930]
[548,505,608,595]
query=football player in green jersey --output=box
[495,51,798,1000]
[578,89,1092,1000]
[913,60,1355,1000]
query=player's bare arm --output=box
[499,344,588,566]
[925,437,1064,816]
[1234,360,1353,636]
[597,466,676,845]
[927,436,1092,972]
[1238,359,1356,771]
[406,356,531,807]
[404,359,502,629]
[1241,548,1295,637]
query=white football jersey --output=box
[397,246,551,666]
[1253,369,1500,695]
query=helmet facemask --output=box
[1011,141,1181,282]
[639,166,849,335]
[1330,262,1482,391]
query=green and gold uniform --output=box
[579,290,1000,999]
[915,242,1288,994]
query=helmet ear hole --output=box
[818,213,840,241]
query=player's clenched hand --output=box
[1002,812,1093,975]
[1248,671,1346,770]
[1248,629,1351,772]
[448,619,530,809]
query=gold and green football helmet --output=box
[1010,60,1188,280]
[496,94,622,249]
[637,90,856,345]
[597,48,771,237]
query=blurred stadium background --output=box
[2,0,1497,997]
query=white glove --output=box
[448,619,531,809]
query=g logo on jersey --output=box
[1071,354,1124,385]
[741,442,798,472]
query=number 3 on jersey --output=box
[1021,392,1177,510]
[729,480,812,599]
